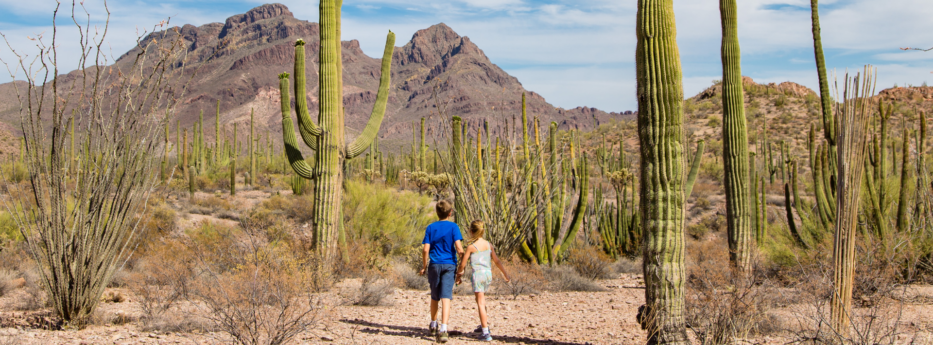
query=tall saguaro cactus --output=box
[719,0,753,273]
[810,0,838,232]
[635,0,689,343]
[279,0,395,259]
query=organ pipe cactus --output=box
[720,0,754,272]
[215,100,221,164]
[249,108,255,186]
[830,67,875,335]
[279,0,395,258]
[635,0,689,342]
[230,158,237,196]
[896,127,910,232]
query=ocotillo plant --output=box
[635,0,689,343]
[279,0,395,259]
[719,0,753,273]
[830,67,876,335]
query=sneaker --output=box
[473,325,484,333]
[478,333,492,342]
[437,331,449,343]
[429,322,438,336]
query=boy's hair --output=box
[436,200,453,219]
[469,220,485,238]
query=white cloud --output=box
[1,0,932,113]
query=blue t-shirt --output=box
[422,220,463,265]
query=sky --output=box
[0,0,931,113]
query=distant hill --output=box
[0,3,633,152]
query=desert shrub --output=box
[700,160,724,181]
[391,263,428,290]
[544,266,606,292]
[779,112,794,124]
[128,239,192,324]
[686,237,775,344]
[0,269,16,297]
[496,259,546,300]
[694,196,712,210]
[344,272,395,306]
[342,180,435,255]
[611,257,641,274]
[774,94,788,108]
[565,246,613,280]
[687,223,710,240]
[184,224,325,345]
[707,115,721,128]
[0,211,22,248]
[191,195,235,214]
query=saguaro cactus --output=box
[635,0,689,343]
[279,0,395,258]
[810,0,839,233]
[719,0,753,273]
[830,67,875,335]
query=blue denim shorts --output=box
[428,263,456,300]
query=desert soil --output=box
[1,274,932,344]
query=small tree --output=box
[0,2,190,324]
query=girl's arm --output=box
[490,246,510,282]
[455,246,474,284]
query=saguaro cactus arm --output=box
[279,73,314,179]
[347,31,396,159]
[293,39,324,140]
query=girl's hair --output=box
[469,220,485,238]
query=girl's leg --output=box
[475,292,488,328]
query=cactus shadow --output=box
[340,318,592,344]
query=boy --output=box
[419,200,463,343]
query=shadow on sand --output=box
[340,318,594,344]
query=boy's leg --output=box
[475,292,488,328]
[438,264,456,330]
[431,299,439,321]
[441,298,451,325]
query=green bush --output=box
[343,180,435,255]
[707,115,721,128]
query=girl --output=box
[455,220,510,342]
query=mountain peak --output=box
[397,23,485,67]
[221,3,294,38]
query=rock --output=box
[320,335,334,342]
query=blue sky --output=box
[0,0,931,112]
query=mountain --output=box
[0,3,631,152]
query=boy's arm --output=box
[490,247,511,282]
[419,243,430,276]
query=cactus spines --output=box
[830,67,876,334]
[722,0,755,270]
[636,0,689,342]
[279,0,395,258]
